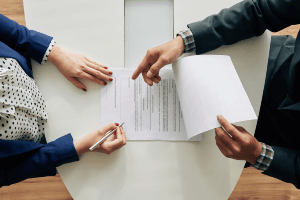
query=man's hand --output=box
[132,36,185,86]
[48,45,113,91]
[215,115,262,165]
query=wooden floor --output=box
[0,0,300,199]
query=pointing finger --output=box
[132,53,152,80]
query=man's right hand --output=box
[131,36,185,86]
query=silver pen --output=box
[89,122,125,151]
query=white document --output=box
[100,69,197,141]
[173,55,257,138]
[100,55,257,141]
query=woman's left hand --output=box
[48,45,113,91]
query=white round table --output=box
[24,0,271,199]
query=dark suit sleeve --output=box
[0,134,79,187]
[187,0,300,54]
[262,146,300,188]
[0,14,52,64]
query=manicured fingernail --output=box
[147,71,153,78]
[115,123,119,126]
[82,88,87,92]
[109,72,113,75]
[217,115,222,121]
[104,67,108,69]
[109,78,113,81]
[104,82,107,85]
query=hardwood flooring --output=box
[0,0,299,199]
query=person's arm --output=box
[262,146,300,189]
[0,134,78,187]
[215,115,300,189]
[0,14,114,90]
[0,123,126,187]
[0,14,52,64]
[187,0,300,54]
[132,0,300,85]
[238,142,300,189]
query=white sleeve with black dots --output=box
[0,58,48,143]
[41,39,56,64]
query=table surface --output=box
[23,0,271,199]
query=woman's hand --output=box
[132,36,185,86]
[215,115,262,165]
[48,45,113,91]
[73,123,126,155]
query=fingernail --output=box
[104,82,107,85]
[115,123,119,126]
[217,115,222,121]
[109,78,113,81]
[82,88,87,92]
[109,72,113,75]
[104,67,108,69]
[147,71,153,78]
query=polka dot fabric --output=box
[0,58,48,142]
[41,39,56,64]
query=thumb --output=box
[68,77,87,91]
[146,58,167,78]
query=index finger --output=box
[132,54,151,80]
[217,115,240,139]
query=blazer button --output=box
[269,101,277,108]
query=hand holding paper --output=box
[215,115,262,165]
[102,55,257,141]
[172,55,257,138]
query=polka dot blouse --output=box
[0,39,55,142]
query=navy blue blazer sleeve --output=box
[187,0,300,55]
[0,134,79,187]
[0,14,52,64]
